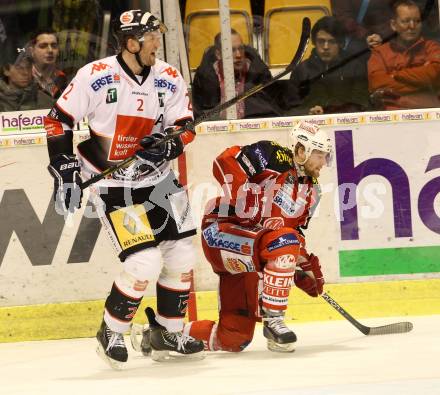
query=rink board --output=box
[0,108,440,340]
[1,279,439,342]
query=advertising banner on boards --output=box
[0,109,439,306]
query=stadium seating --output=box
[184,0,253,70]
[264,0,332,67]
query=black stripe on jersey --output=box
[47,129,74,161]
[48,103,75,129]
[77,130,113,171]
[236,151,258,177]
[116,54,151,85]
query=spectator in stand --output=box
[192,29,277,119]
[285,16,369,115]
[331,0,394,53]
[0,49,52,111]
[333,0,440,55]
[368,0,440,110]
[29,29,68,103]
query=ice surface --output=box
[1,315,439,395]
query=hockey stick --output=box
[79,17,311,190]
[321,291,413,336]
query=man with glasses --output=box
[192,29,275,119]
[44,9,204,369]
[285,16,369,115]
[368,0,440,110]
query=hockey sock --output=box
[104,282,142,333]
[262,256,295,316]
[155,282,190,332]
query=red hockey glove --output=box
[294,253,324,297]
[172,122,195,145]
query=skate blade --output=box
[96,343,125,370]
[130,324,152,357]
[266,339,296,353]
[130,323,143,352]
[151,349,205,362]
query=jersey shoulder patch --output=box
[265,141,294,172]
[77,56,119,93]
[153,60,182,95]
[88,56,116,76]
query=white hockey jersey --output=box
[46,54,193,186]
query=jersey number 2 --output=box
[137,99,144,112]
[62,83,74,100]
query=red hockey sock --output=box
[185,320,217,350]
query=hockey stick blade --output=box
[80,18,311,190]
[321,292,413,336]
[367,321,413,336]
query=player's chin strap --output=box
[126,37,146,69]
[134,51,145,69]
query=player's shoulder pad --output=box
[74,56,116,82]
[266,140,294,168]
[76,56,119,92]
[154,59,183,81]
[85,56,117,76]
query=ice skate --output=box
[130,322,152,357]
[263,316,297,353]
[145,307,205,362]
[96,319,128,369]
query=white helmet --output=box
[289,121,333,166]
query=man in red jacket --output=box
[368,0,440,110]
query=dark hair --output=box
[391,0,421,17]
[29,28,58,46]
[214,28,241,50]
[1,51,32,83]
[311,16,345,46]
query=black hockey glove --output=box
[47,154,83,213]
[136,132,184,163]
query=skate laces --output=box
[265,317,290,334]
[165,330,196,352]
[105,328,125,352]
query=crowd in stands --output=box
[1,0,440,117]
[192,0,440,119]
[0,0,112,112]
[0,30,67,111]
